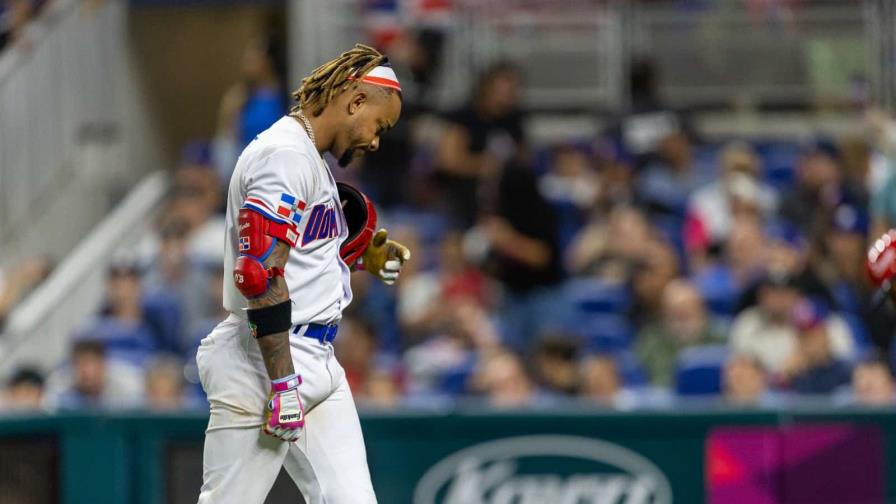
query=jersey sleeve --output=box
[241,148,317,231]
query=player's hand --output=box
[263,374,305,442]
[360,229,411,285]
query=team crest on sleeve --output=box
[277,193,307,225]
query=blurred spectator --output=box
[851,359,896,406]
[779,139,865,237]
[636,131,704,219]
[163,151,227,264]
[486,157,566,348]
[691,216,767,319]
[568,206,651,282]
[538,145,601,251]
[397,230,489,344]
[785,300,853,395]
[838,136,872,203]
[604,57,695,167]
[385,28,445,109]
[821,203,878,349]
[214,35,288,180]
[47,339,143,410]
[723,355,773,407]
[530,336,580,397]
[470,350,534,408]
[629,237,681,329]
[579,354,640,409]
[2,367,44,411]
[403,298,501,397]
[435,62,525,227]
[145,356,187,411]
[79,262,161,363]
[363,368,402,408]
[358,29,445,209]
[730,270,854,376]
[723,215,768,288]
[0,257,51,330]
[0,0,37,50]
[579,354,619,405]
[636,280,726,388]
[336,317,394,399]
[865,110,896,241]
[685,142,778,256]
[592,139,636,211]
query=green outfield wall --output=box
[0,408,894,504]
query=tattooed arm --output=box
[246,240,295,380]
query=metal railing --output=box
[0,0,160,265]
[290,0,872,112]
[0,171,170,373]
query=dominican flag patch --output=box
[277,193,306,224]
[239,237,251,251]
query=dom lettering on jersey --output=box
[302,203,340,247]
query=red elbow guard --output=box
[233,207,295,298]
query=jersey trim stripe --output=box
[242,202,293,226]
[245,197,275,212]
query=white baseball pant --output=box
[196,314,377,504]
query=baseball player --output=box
[196,44,409,504]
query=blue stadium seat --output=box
[565,279,631,315]
[675,344,729,396]
[576,313,635,353]
[692,265,738,318]
[613,350,649,387]
[755,140,800,190]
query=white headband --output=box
[349,65,401,92]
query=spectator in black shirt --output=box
[485,161,566,350]
[435,62,525,228]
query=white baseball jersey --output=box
[222,115,352,325]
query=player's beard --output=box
[338,147,356,167]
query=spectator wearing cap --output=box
[730,270,855,376]
[636,280,726,388]
[2,367,45,411]
[784,299,853,395]
[850,359,896,406]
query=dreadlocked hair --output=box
[290,44,388,117]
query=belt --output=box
[293,323,339,344]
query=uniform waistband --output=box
[292,323,339,344]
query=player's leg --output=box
[282,370,377,504]
[197,427,290,504]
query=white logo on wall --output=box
[414,435,673,504]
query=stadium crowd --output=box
[5,33,896,413]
